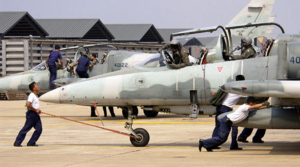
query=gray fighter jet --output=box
[40,22,292,147]
[0,0,275,93]
[0,45,157,94]
[0,0,276,119]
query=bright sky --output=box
[1,0,299,34]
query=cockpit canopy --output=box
[30,61,47,71]
[136,53,166,68]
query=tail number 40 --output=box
[290,57,300,64]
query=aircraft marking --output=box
[290,57,300,64]
[216,66,224,74]
[114,63,128,67]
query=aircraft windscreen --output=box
[30,61,47,71]
[136,53,166,68]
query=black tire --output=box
[130,128,150,147]
[122,106,139,119]
[143,110,158,117]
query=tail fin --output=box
[228,0,276,38]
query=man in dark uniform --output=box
[46,45,63,89]
[159,39,190,69]
[71,54,94,78]
[71,54,96,116]
[103,106,116,117]
[211,75,245,150]
[238,128,266,143]
[199,98,269,152]
[14,82,42,147]
[228,36,256,60]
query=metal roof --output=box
[0,11,48,37]
[157,28,191,43]
[105,24,163,43]
[36,19,114,40]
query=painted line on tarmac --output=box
[89,120,214,124]
[0,123,77,134]
[115,121,215,124]
[0,140,11,143]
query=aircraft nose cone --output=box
[220,84,225,91]
[0,77,10,92]
[40,88,60,103]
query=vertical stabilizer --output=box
[228,0,276,38]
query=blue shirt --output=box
[48,51,62,63]
[76,56,91,71]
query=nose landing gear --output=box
[125,106,150,147]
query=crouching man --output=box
[199,97,269,152]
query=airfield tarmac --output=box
[1,101,300,167]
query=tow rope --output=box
[40,111,138,139]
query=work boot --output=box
[238,136,249,143]
[13,143,22,147]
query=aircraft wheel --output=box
[143,110,158,117]
[122,106,138,119]
[130,128,150,147]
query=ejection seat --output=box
[253,36,275,57]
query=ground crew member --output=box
[211,75,245,150]
[228,36,256,60]
[238,128,266,143]
[158,39,190,69]
[71,54,96,116]
[103,106,116,117]
[70,54,94,78]
[199,97,269,152]
[46,45,63,89]
[90,54,97,66]
[14,82,42,147]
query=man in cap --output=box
[159,39,190,69]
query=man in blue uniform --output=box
[238,128,266,143]
[103,106,116,117]
[211,75,245,150]
[46,45,63,89]
[199,97,269,152]
[71,54,94,78]
[14,82,43,147]
[71,54,96,116]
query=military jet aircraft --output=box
[0,0,275,119]
[40,22,289,147]
[0,0,275,92]
[0,44,159,94]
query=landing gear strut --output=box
[125,106,150,147]
[122,106,138,119]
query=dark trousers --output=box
[48,62,57,88]
[239,128,266,141]
[203,116,232,148]
[14,110,43,145]
[212,105,238,148]
[91,106,96,116]
[103,106,115,117]
[76,70,89,78]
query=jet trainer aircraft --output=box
[0,0,275,118]
[0,44,157,94]
[40,22,292,147]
